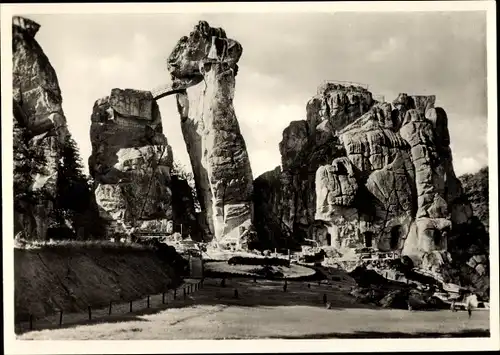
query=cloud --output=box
[454,155,488,176]
[368,37,402,62]
[26,12,488,182]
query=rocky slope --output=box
[12,16,71,240]
[167,21,254,245]
[88,89,175,236]
[254,83,487,282]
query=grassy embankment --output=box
[14,240,183,327]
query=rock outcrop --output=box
[254,82,484,281]
[89,89,174,236]
[253,83,370,249]
[167,21,254,245]
[12,16,70,240]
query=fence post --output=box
[88,306,92,321]
[162,292,165,304]
[59,310,63,326]
[174,289,177,300]
[323,293,327,304]
[183,287,186,299]
[147,295,150,308]
[129,300,133,313]
[29,314,33,330]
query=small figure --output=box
[307,283,311,289]
[450,300,456,312]
[467,303,472,318]
[234,289,239,299]
[323,293,327,304]
[220,278,226,287]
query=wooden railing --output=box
[15,279,204,334]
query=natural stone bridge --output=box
[88,21,254,246]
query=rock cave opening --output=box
[390,225,401,250]
[326,232,331,246]
[433,229,448,250]
[363,231,374,248]
[336,161,348,175]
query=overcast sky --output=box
[27,11,488,178]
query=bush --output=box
[227,256,290,267]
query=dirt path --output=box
[15,279,202,334]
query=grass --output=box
[15,245,180,322]
[17,277,490,340]
[204,261,316,279]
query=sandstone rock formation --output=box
[167,21,254,245]
[254,82,483,278]
[253,83,370,248]
[12,16,70,240]
[89,89,174,236]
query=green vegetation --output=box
[51,135,105,239]
[459,166,489,230]
[171,160,201,212]
[13,118,49,217]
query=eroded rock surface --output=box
[254,82,484,291]
[168,21,253,245]
[89,89,174,235]
[13,16,70,240]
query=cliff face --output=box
[168,21,254,245]
[89,89,174,236]
[254,83,483,274]
[253,84,371,248]
[12,16,71,240]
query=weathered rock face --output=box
[12,16,70,240]
[312,103,417,253]
[168,21,253,245]
[255,83,484,279]
[307,83,374,145]
[89,89,174,236]
[253,84,366,249]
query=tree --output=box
[53,135,93,235]
[13,117,48,212]
[57,137,89,208]
[459,166,489,230]
[171,160,201,212]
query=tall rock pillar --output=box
[168,21,254,244]
[12,16,71,240]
